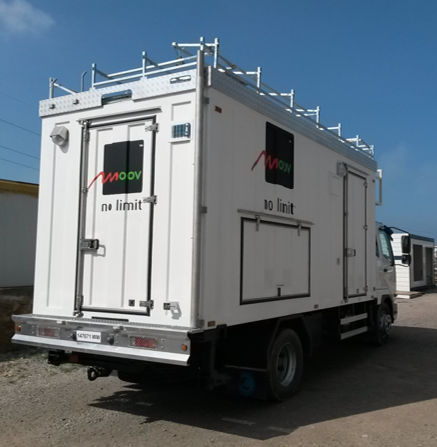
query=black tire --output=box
[372,301,393,346]
[266,329,303,401]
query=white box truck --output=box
[12,38,407,400]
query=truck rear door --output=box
[75,116,157,316]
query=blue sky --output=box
[0,0,436,239]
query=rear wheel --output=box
[266,329,303,401]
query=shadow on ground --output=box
[89,323,437,440]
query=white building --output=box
[0,180,38,287]
[392,233,435,293]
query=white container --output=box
[393,233,435,292]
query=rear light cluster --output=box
[129,336,157,349]
[37,327,60,338]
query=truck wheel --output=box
[266,329,303,401]
[373,301,393,346]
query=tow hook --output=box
[87,366,112,381]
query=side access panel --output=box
[344,170,367,299]
[241,218,311,304]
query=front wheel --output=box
[372,301,393,346]
[266,329,303,401]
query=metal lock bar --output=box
[80,239,100,251]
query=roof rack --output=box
[48,37,374,160]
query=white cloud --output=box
[0,0,54,36]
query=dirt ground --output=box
[2,292,437,447]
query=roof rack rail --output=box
[48,37,374,160]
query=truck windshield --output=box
[379,230,394,265]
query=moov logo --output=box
[251,122,294,190]
[88,140,144,195]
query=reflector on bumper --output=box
[129,336,157,349]
[37,327,60,338]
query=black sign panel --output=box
[103,140,144,195]
[265,122,294,189]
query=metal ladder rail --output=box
[48,36,375,159]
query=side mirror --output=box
[401,254,411,266]
[401,235,411,254]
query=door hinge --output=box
[74,295,84,316]
[145,123,159,132]
[82,128,90,142]
[80,239,100,251]
[255,214,261,231]
[344,288,349,302]
[143,195,157,205]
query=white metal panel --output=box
[392,234,404,257]
[82,121,153,313]
[241,220,310,302]
[392,233,410,291]
[148,101,195,325]
[346,172,367,297]
[40,69,196,117]
[166,141,195,302]
[208,68,377,171]
[200,87,375,328]
[33,119,82,314]
[0,192,37,287]
[410,238,435,289]
[34,91,197,325]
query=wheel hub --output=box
[277,344,297,386]
[380,311,392,335]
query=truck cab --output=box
[376,223,397,302]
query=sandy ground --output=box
[1,292,437,446]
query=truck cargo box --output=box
[13,38,399,400]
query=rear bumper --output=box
[12,314,194,366]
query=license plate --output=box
[76,330,101,343]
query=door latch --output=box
[139,300,154,310]
[163,301,179,311]
[80,239,100,251]
[143,195,157,205]
[145,123,159,132]
[345,248,356,257]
